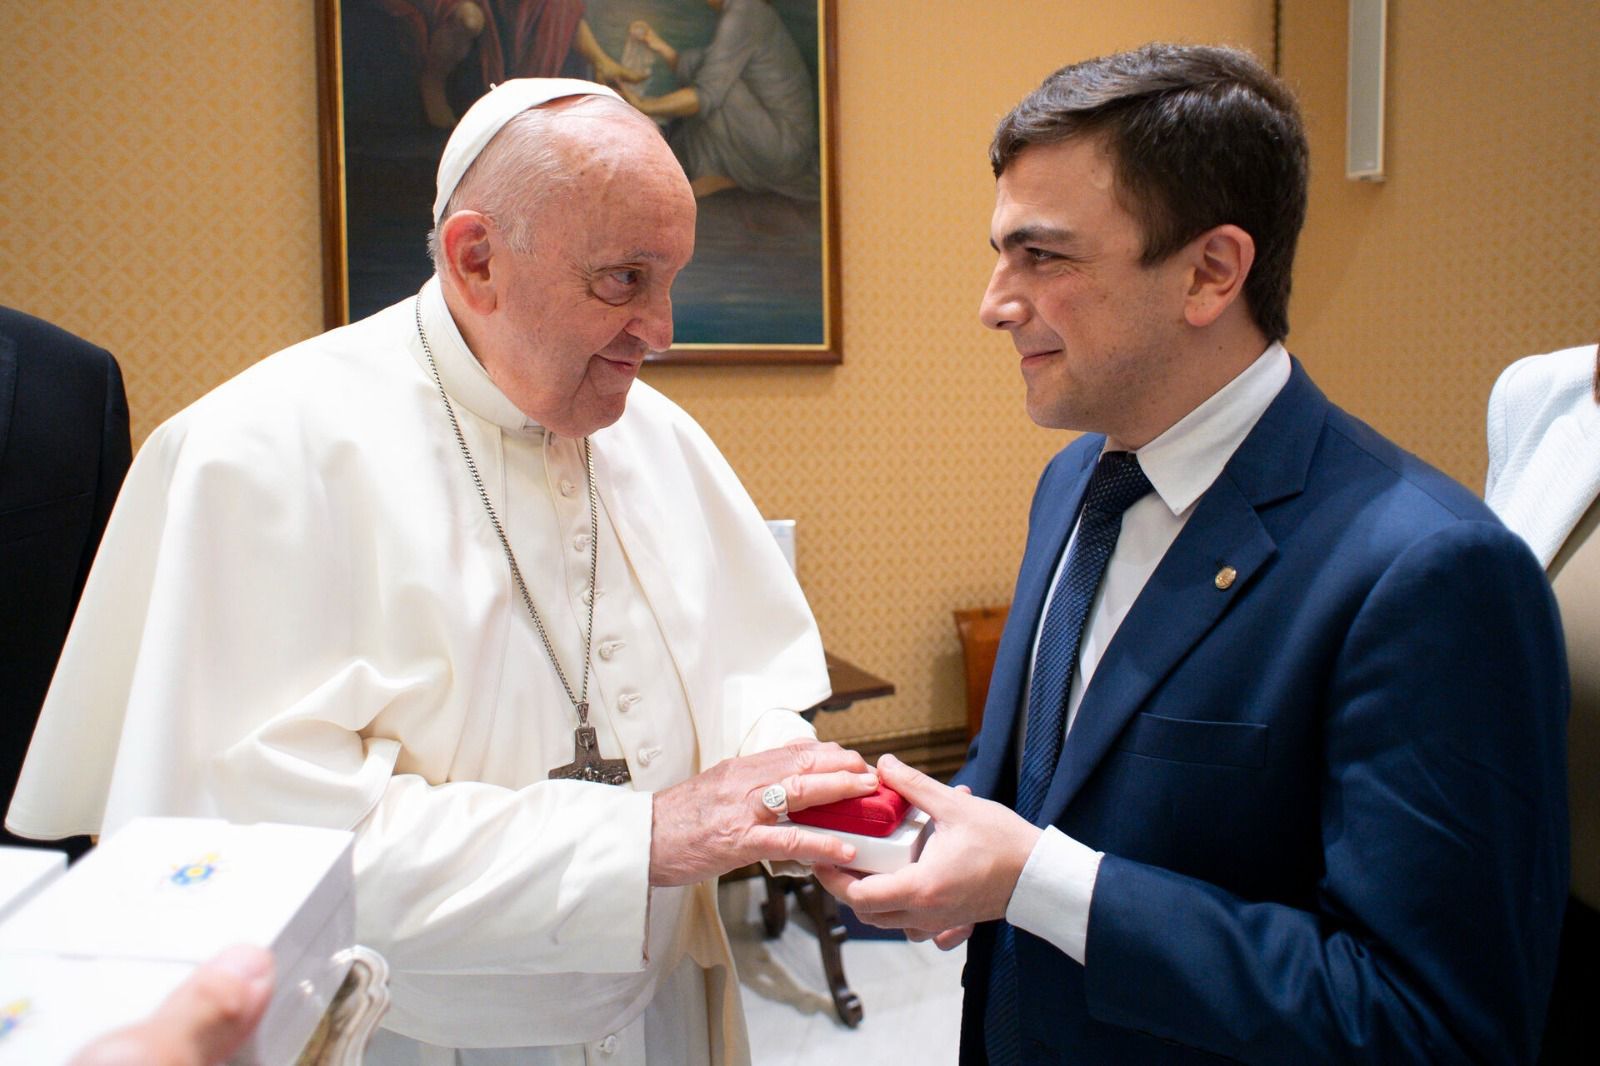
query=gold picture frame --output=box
[317,0,841,365]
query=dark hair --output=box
[991,43,1309,342]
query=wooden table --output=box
[760,652,895,1028]
[808,652,896,717]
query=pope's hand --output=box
[813,754,1040,937]
[71,945,274,1066]
[649,739,877,886]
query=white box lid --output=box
[0,848,67,927]
[0,818,352,965]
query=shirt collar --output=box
[416,275,543,434]
[1130,342,1291,516]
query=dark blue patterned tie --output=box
[985,450,1153,1065]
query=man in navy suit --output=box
[0,306,130,856]
[817,44,1568,1062]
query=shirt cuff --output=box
[1004,825,1104,965]
[737,707,817,757]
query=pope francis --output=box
[6,80,877,1066]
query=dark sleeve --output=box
[1084,521,1568,1064]
[0,319,126,859]
[76,350,131,598]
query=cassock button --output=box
[597,1034,619,1055]
[599,640,625,661]
[1215,565,1238,590]
[574,533,591,553]
[559,479,577,497]
[638,746,662,766]
[618,692,640,712]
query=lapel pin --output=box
[1214,565,1237,590]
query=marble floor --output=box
[719,878,966,1065]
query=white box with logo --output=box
[0,817,354,1065]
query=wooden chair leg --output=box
[759,867,789,938]
[793,875,864,1027]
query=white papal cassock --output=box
[6,277,830,1065]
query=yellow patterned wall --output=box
[0,2,326,440]
[1280,0,1600,492]
[0,2,1276,747]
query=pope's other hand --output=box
[649,739,876,886]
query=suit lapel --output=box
[1036,479,1275,818]
[966,443,1098,798]
[1035,361,1328,821]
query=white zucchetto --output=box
[432,77,623,224]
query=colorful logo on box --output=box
[0,999,29,1041]
[168,852,222,887]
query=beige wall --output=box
[0,2,326,437]
[5,1,1305,748]
[1280,0,1600,491]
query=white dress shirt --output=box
[1005,342,1291,964]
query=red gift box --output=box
[790,784,911,838]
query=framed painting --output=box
[317,0,841,365]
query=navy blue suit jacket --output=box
[955,362,1568,1063]
[0,306,130,855]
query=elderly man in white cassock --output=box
[6,79,878,1066]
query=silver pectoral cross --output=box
[548,711,632,785]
